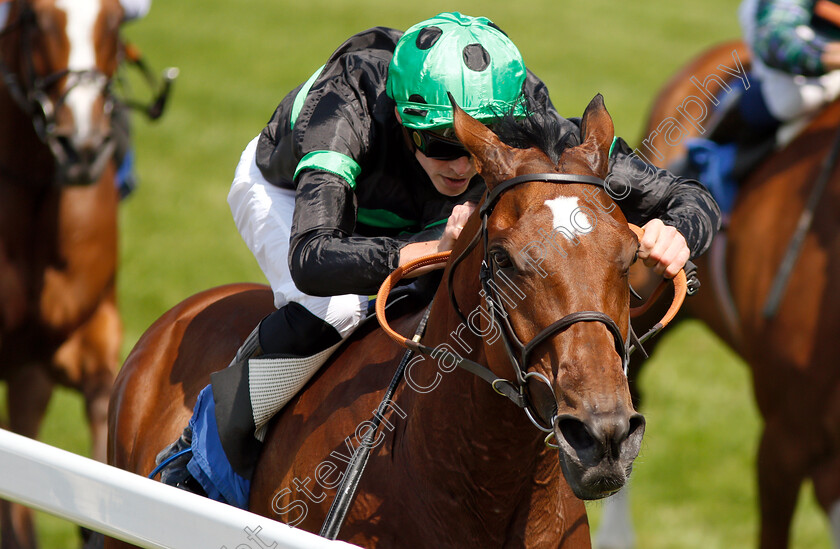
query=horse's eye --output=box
[491,248,512,269]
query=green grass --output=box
[585,321,831,549]
[0,0,832,547]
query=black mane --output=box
[493,103,577,164]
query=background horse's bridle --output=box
[377,172,688,445]
[0,1,116,178]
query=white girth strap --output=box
[249,341,343,441]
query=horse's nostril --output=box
[558,412,646,460]
[558,417,596,453]
[628,414,645,438]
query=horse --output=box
[595,41,840,549]
[0,1,124,547]
[106,94,661,548]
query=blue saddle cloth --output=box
[115,148,137,199]
[187,385,251,509]
[685,138,738,216]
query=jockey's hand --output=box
[438,202,477,253]
[637,219,690,279]
[398,201,477,275]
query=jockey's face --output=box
[396,108,477,196]
[414,149,476,196]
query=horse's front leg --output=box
[38,177,118,336]
[756,418,807,549]
[1,363,54,549]
[812,453,840,548]
[52,290,121,462]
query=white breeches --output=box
[227,136,367,338]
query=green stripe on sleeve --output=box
[357,208,417,229]
[294,150,362,188]
[423,218,448,229]
[290,65,325,130]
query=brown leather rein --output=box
[376,232,687,351]
[375,172,688,443]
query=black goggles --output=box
[410,128,470,160]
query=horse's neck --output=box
[0,86,55,184]
[393,284,550,523]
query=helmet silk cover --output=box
[387,12,527,130]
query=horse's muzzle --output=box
[54,135,116,186]
[553,411,646,500]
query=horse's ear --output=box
[449,93,516,189]
[578,94,615,177]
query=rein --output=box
[376,172,688,445]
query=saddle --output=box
[679,83,815,217]
[210,272,439,479]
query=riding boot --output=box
[210,302,342,478]
[155,302,343,507]
[153,426,206,496]
[152,324,263,496]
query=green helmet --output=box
[387,12,528,130]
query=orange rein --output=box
[816,0,840,28]
[376,224,688,350]
[627,224,688,321]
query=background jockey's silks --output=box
[753,0,840,76]
[253,26,720,298]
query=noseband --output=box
[446,173,630,437]
[376,172,688,447]
[0,2,116,178]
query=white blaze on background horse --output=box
[56,0,109,148]
[0,0,124,547]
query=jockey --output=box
[689,0,840,211]
[113,0,153,197]
[154,12,721,509]
[685,0,840,217]
[740,0,840,128]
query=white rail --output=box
[0,428,359,549]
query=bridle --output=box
[376,172,687,447]
[0,0,116,180]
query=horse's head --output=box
[1,0,123,184]
[451,95,645,500]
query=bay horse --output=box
[597,41,840,549]
[0,1,124,547]
[107,95,654,548]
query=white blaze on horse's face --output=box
[544,196,595,239]
[55,0,105,146]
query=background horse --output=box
[0,1,124,547]
[597,41,840,549]
[107,96,647,548]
